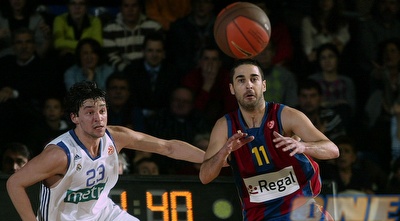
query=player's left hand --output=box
[272,131,306,156]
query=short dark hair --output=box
[64,81,106,116]
[2,142,31,160]
[106,72,130,90]
[12,27,35,43]
[75,38,105,66]
[143,32,165,49]
[333,135,357,153]
[297,79,322,96]
[229,59,264,83]
[316,43,340,61]
[377,37,400,65]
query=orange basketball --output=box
[214,2,271,59]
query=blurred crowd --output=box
[1,0,400,195]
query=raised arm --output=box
[277,106,339,160]
[6,145,68,221]
[199,118,254,184]
[109,126,205,163]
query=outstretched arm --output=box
[110,126,205,163]
[199,118,254,184]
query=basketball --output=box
[214,2,271,59]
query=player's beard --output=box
[237,94,263,112]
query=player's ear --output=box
[70,113,79,124]
[229,83,235,95]
[262,80,266,92]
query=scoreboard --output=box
[0,174,242,221]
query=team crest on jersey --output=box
[108,146,114,155]
[267,120,274,129]
[76,164,82,171]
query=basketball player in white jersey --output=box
[6,81,205,221]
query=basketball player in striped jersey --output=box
[6,81,204,221]
[200,59,339,220]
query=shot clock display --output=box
[0,174,242,220]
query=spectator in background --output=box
[366,38,400,163]
[133,157,160,175]
[167,0,219,77]
[386,156,400,193]
[300,0,350,67]
[124,32,178,118]
[296,79,347,140]
[64,38,114,91]
[1,142,31,174]
[253,0,293,67]
[181,45,237,125]
[23,97,71,157]
[103,0,162,71]
[53,0,102,71]
[0,0,51,58]
[118,152,130,175]
[0,28,60,143]
[106,72,145,131]
[145,0,192,31]
[309,43,356,117]
[146,86,210,174]
[177,133,210,176]
[146,86,210,144]
[357,0,400,75]
[253,42,298,107]
[325,136,384,194]
[177,132,231,176]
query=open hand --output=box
[224,130,254,154]
[273,131,306,156]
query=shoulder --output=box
[103,20,121,31]
[140,16,162,30]
[64,65,80,74]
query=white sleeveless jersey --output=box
[36,129,130,221]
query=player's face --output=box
[230,64,266,111]
[72,98,107,138]
[298,88,321,114]
[144,40,165,66]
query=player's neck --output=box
[240,106,265,129]
[74,128,101,157]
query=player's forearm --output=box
[6,177,36,221]
[303,140,339,160]
[168,140,205,163]
[199,148,229,184]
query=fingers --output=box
[227,131,254,152]
[273,131,303,156]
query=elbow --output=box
[199,172,211,185]
[199,165,212,184]
[331,146,340,159]
[6,174,16,195]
